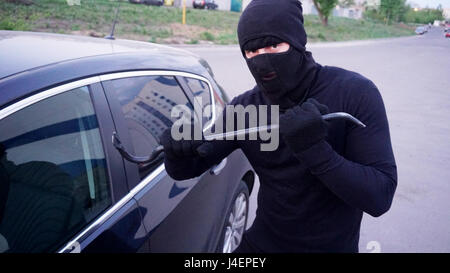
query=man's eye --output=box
[271,44,278,49]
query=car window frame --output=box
[0,76,129,253]
[178,75,217,130]
[98,70,218,189]
[59,71,219,253]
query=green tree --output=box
[379,0,407,24]
[312,0,339,26]
[403,8,444,24]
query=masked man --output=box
[160,0,397,252]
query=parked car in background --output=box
[0,30,255,253]
[145,0,164,6]
[193,0,205,9]
[205,0,218,9]
[193,0,218,9]
[415,26,427,35]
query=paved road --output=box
[180,27,450,252]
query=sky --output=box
[408,0,450,9]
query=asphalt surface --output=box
[180,27,450,253]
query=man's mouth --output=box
[262,72,277,81]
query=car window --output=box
[212,86,225,117]
[0,86,111,253]
[102,75,194,179]
[183,77,213,125]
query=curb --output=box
[169,35,419,50]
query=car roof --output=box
[0,31,213,107]
[0,30,205,79]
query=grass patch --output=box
[199,31,215,41]
[215,32,238,44]
[303,15,415,42]
[186,39,199,44]
[0,18,30,31]
[0,0,415,44]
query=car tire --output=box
[217,180,249,253]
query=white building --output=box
[301,0,318,15]
[333,5,364,19]
[242,0,251,10]
[301,0,380,20]
[443,8,450,20]
[364,0,380,7]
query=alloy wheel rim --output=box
[223,193,247,253]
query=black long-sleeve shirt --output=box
[163,64,397,252]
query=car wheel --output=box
[218,181,249,253]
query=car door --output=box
[178,74,249,252]
[100,71,237,252]
[0,78,147,253]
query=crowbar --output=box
[113,112,365,164]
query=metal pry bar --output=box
[203,112,366,141]
[322,112,366,128]
[115,112,366,164]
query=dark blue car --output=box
[0,31,255,253]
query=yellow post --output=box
[182,0,186,25]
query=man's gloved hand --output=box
[279,98,329,153]
[159,123,213,160]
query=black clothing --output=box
[244,46,316,110]
[163,64,397,252]
[160,122,211,159]
[242,36,284,52]
[237,0,307,53]
[238,0,319,110]
[280,98,330,152]
[162,0,397,252]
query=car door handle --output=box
[112,132,164,164]
[210,158,227,176]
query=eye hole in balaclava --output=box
[242,36,284,53]
[238,0,318,109]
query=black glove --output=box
[159,123,213,160]
[279,98,329,153]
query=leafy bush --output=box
[403,9,444,24]
[363,0,444,25]
[200,31,215,41]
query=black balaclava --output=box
[237,0,318,110]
